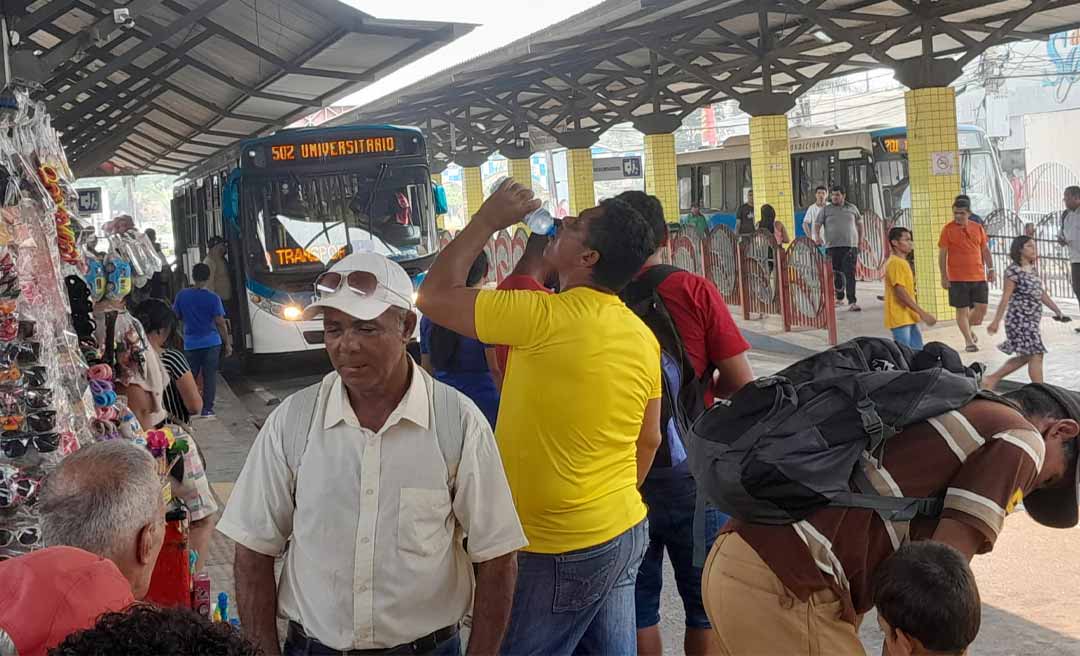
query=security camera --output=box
[113,8,135,29]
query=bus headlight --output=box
[249,292,305,322]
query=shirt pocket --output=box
[398,487,453,557]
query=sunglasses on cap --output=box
[0,476,39,508]
[26,411,55,433]
[314,270,413,308]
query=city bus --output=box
[871,124,1009,222]
[171,124,439,357]
[677,128,886,237]
[677,125,1008,236]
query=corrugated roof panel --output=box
[209,0,330,62]
[187,36,274,88]
[154,89,220,125]
[305,34,416,75]
[231,96,307,120]
[261,75,336,100]
[168,67,241,106]
[209,116,269,135]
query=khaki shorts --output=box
[701,532,866,656]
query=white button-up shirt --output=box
[217,364,527,650]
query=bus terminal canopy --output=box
[329,0,1080,167]
[19,0,473,177]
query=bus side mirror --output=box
[433,183,448,215]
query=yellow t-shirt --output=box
[884,255,920,330]
[475,287,661,553]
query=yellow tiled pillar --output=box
[462,166,484,221]
[906,87,960,320]
[566,148,596,215]
[644,133,678,222]
[508,158,532,190]
[748,115,795,234]
[431,172,445,229]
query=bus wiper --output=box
[349,163,390,250]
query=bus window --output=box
[678,165,693,212]
[875,160,907,218]
[705,164,724,211]
[795,155,829,208]
[245,166,434,274]
[841,160,873,212]
[738,161,752,209]
[961,152,998,218]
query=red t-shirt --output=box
[644,267,750,399]
[494,274,553,373]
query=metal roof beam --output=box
[40,0,161,71]
[50,0,227,108]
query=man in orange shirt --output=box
[939,197,996,352]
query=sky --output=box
[337,0,605,108]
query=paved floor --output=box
[198,336,1080,655]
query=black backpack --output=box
[621,265,713,471]
[688,337,997,525]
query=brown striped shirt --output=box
[730,399,1043,623]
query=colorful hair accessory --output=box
[88,364,113,381]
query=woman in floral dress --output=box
[984,235,1067,389]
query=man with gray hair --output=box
[39,441,166,599]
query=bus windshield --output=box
[244,164,434,274]
[961,151,997,218]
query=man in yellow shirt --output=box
[418,179,662,655]
[885,226,937,349]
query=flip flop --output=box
[965,344,979,353]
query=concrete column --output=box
[643,132,679,223]
[507,158,532,189]
[462,166,484,221]
[906,86,960,319]
[566,148,595,216]
[748,114,795,234]
[634,115,682,224]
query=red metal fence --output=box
[438,225,838,345]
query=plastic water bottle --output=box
[524,208,555,235]
[489,176,556,236]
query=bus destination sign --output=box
[881,136,908,154]
[268,136,398,165]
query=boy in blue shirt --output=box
[173,263,231,417]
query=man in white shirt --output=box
[805,185,828,242]
[1057,185,1080,333]
[218,251,527,656]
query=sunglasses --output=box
[0,476,39,508]
[314,270,413,308]
[0,432,58,458]
[0,525,39,548]
[26,411,55,433]
[23,367,46,388]
[25,388,52,411]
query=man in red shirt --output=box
[618,191,753,656]
[490,233,556,386]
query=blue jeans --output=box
[891,324,924,350]
[500,520,648,656]
[635,473,728,629]
[185,345,221,413]
[283,631,459,655]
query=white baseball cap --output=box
[303,251,414,322]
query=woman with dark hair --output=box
[132,299,218,570]
[419,252,500,427]
[984,235,1068,388]
[134,299,202,423]
[757,203,790,245]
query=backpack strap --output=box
[432,379,465,485]
[284,381,322,499]
[635,263,682,290]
